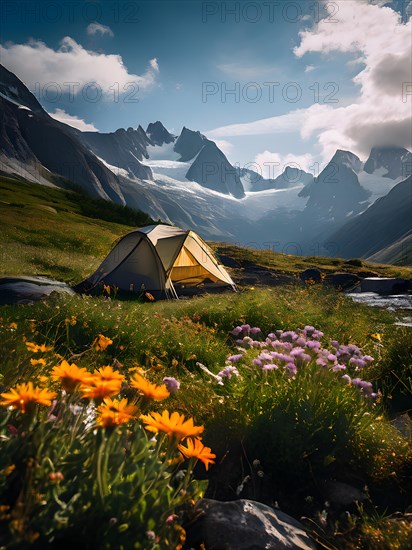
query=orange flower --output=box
[93,366,124,384]
[0,382,56,413]
[131,373,169,401]
[96,397,137,427]
[30,358,46,367]
[178,438,216,471]
[140,410,204,441]
[145,292,155,302]
[93,334,113,351]
[26,342,52,353]
[51,360,93,392]
[81,379,121,400]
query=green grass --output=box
[0,176,154,284]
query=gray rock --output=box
[299,269,322,283]
[323,481,366,506]
[324,272,361,290]
[0,276,75,305]
[185,499,316,550]
[360,277,407,293]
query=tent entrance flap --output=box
[170,246,219,284]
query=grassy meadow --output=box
[0,176,411,549]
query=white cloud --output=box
[304,65,317,73]
[86,23,114,38]
[294,0,412,158]
[207,104,329,138]
[254,151,315,179]
[0,37,160,97]
[208,1,412,163]
[213,139,234,156]
[150,58,159,72]
[48,108,99,132]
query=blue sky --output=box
[1,0,411,175]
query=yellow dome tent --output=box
[79,225,236,299]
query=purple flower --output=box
[231,326,243,336]
[285,362,297,376]
[218,366,239,379]
[252,359,263,367]
[331,340,340,349]
[162,377,180,394]
[228,353,244,363]
[240,324,251,335]
[327,354,337,362]
[363,355,374,364]
[342,374,351,384]
[262,363,278,371]
[250,327,261,335]
[306,340,321,351]
[331,364,346,372]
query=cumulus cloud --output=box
[0,37,160,97]
[208,1,411,163]
[48,108,99,131]
[86,23,114,37]
[254,151,315,179]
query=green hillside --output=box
[1,176,411,284]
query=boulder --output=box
[324,272,361,290]
[0,276,75,305]
[299,269,322,284]
[184,498,316,550]
[360,277,408,294]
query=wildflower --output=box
[82,379,121,400]
[217,366,239,379]
[342,374,351,384]
[285,362,297,376]
[30,358,46,367]
[262,363,278,371]
[103,284,111,295]
[26,342,52,353]
[93,366,124,384]
[145,292,155,301]
[52,360,93,392]
[227,354,243,363]
[0,382,56,413]
[250,327,261,335]
[9,322,17,330]
[131,373,170,401]
[96,397,137,427]
[162,377,180,394]
[140,410,204,441]
[178,438,216,470]
[93,334,113,351]
[49,472,64,482]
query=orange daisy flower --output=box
[178,438,216,471]
[0,382,56,413]
[26,342,52,353]
[81,378,121,400]
[96,397,137,427]
[93,366,124,384]
[51,360,93,392]
[93,334,113,351]
[131,373,169,401]
[30,358,46,367]
[140,410,204,441]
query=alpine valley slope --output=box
[0,63,411,261]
